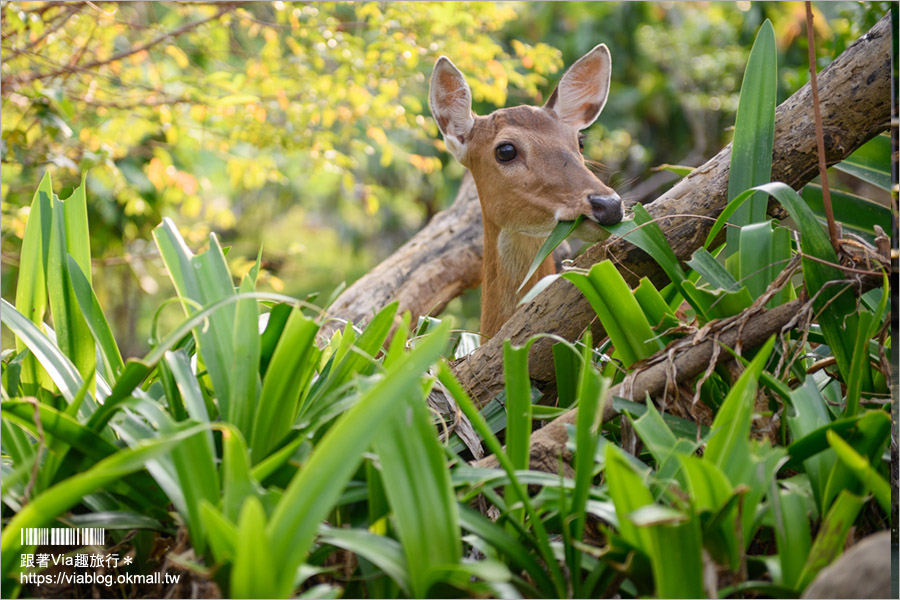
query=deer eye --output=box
[495,143,517,162]
[578,136,585,151]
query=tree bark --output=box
[320,174,483,341]
[452,13,893,408]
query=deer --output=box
[429,44,624,339]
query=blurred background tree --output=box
[1,1,887,356]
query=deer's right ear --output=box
[430,57,474,162]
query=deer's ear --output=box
[430,56,474,162]
[545,44,611,130]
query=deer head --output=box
[430,44,623,337]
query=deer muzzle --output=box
[587,193,623,225]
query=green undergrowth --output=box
[1,18,893,600]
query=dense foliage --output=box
[1,1,887,351]
[1,2,895,599]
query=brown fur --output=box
[459,106,616,337]
[430,46,619,338]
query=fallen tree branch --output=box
[473,298,805,471]
[321,174,483,341]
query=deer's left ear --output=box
[430,56,475,162]
[545,44,611,130]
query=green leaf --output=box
[801,184,891,239]
[703,187,758,250]
[266,322,450,597]
[1,298,86,406]
[770,485,811,589]
[845,310,875,417]
[67,256,124,383]
[252,308,320,462]
[653,163,695,177]
[122,399,219,556]
[681,279,753,321]
[686,248,741,292]
[786,414,865,469]
[436,362,566,596]
[826,430,890,514]
[372,377,461,597]
[738,221,792,306]
[89,291,302,430]
[502,340,534,528]
[568,337,608,597]
[518,215,584,292]
[786,377,836,509]
[604,204,687,289]
[319,525,412,595]
[46,186,96,387]
[1,418,36,468]
[14,171,53,389]
[229,273,261,438]
[552,342,579,408]
[820,410,890,511]
[797,490,866,591]
[153,218,238,419]
[605,444,654,552]
[725,19,776,260]
[704,337,769,471]
[832,134,892,191]
[632,277,679,334]
[221,424,260,523]
[231,496,278,599]
[631,400,698,480]
[1,400,117,461]
[757,183,869,394]
[305,301,397,413]
[679,455,741,569]
[66,510,169,532]
[563,260,663,366]
[200,502,238,564]
[1,425,209,579]
[634,506,705,599]
[612,396,710,440]
[164,349,212,425]
[259,302,293,377]
[704,337,782,543]
[458,506,555,595]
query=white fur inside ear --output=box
[549,44,611,130]
[430,57,474,161]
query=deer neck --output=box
[480,217,555,338]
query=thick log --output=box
[452,14,893,408]
[321,174,482,341]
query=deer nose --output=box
[588,193,623,225]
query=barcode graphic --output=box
[20,528,105,546]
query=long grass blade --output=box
[725,19,777,261]
[372,376,461,596]
[1,424,209,579]
[67,256,124,382]
[14,171,53,389]
[1,299,86,406]
[266,321,450,597]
